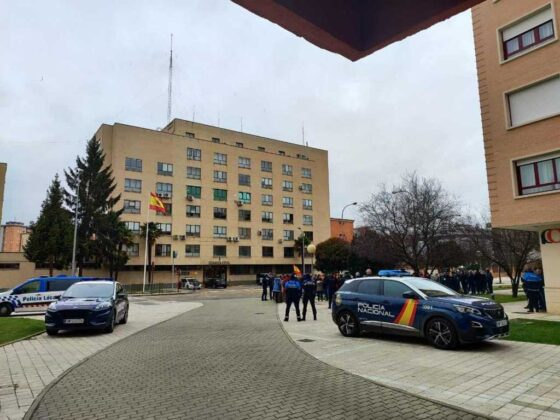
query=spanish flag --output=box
[293,265,301,276]
[149,192,166,213]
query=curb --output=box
[274,305,495,420]
[0,330,45,348]
[23,303,203,420]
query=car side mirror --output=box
[117,292,127,299]
[402,291,418,299]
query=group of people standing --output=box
[437,269,495,295]
[521,268,546,313]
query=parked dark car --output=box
[181,277,201,290]
[204,277,227,289]
[45,280,129,335]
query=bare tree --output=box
[461,219,539,297]
[360,173,459,274]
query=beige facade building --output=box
[473,0,560,312]
[0,163,6,225]
[1,222,30,252]
[96,119,330,283]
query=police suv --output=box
[0,275,107,316]
[332,276,509,350]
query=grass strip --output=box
[0,318,45,346]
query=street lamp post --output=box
[297,227,305,275]
[341,202,358,220]
[71,182,80,276]
[307,244,316,275]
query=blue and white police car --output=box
[332,276,509,350]
[0,275,109,316]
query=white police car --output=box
[0,275,109,316]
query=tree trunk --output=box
[49,259,54,277]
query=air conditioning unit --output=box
[186,195,194,201]
[235,200,243,207]
[172,235,179,240]
[226,237,233,242]
[277,239,283,244]
[179,235,186,240]
[257,230,262,236]
[163,192,172,199]
[298,185,303,191]
[233,237,239,242]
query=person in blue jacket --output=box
[522,270,543,312]
[283,273,302,322]
[272,275,282,303]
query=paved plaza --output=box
[25,298,483,420]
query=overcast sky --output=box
[0,0,487,226]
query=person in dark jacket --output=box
[522,271,542,312]
[474,270,485,294]
[261,275,269,301]
[268,272,274,300]
[459,271,468,294]
[283,274,302,322]
[324,274,335,309]
[301,274,317,321]
[485,269,494,294]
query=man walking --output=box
[485,269,494,294]
[301,274,317,321]
[261,275,269,301]
[284,274,302,322]
[324,273,334,309]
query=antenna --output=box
[302,122,305,145]
[192,105,196,126]
[240,117,243,132]
[167,33,173,123]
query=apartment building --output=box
[96,119,330,283]
[472,1,560,312]
[0,222,30,252]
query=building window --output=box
[157,162,173,176]
[187,148,201,161]
[282,197,293,208]
[507,76,560,128]
[261,160,272,172]
[282,180,293,192]
[187,166,201,180]
[185,244,200,257]
[239,174,251,186]
[157,203,172,216]
[214,207,227,220]
[185,132,195,138]
[214,171,227,183]
[262,246,273,258]
[239,209,251,222]
[501,6,555,60]
[236,142,244,148]
[213,245,227,257]
[155,223,172,234]
[238,192,251,204]
[238,157,251,169]
[283,230,294,241]
[156,182,173,197]
[239,227,251,239]
[186,224,201,237]
[155,244,172,257]
[214,152,227,165]
[278,150,285,156]
[283,213,294,224]
[284,247,295,258]
[186,205,201,218]
[126,243,139,257]
[213,226,227,238]
[262,194,273,206]
[212,137,220,143]
[282,164,293,176]
[123,200,141,214]
[239,246,251,257]
[303,199,313,210]
[125,157,142,172]
[261,177,273,189]
[124,178,142,193]
[262,211,273,223]
[302,168,312,178]
[186,185,201,199]
[304,231,313,241]
[300,183,312,194]
[303,215,313,226]
[258,146,266,152]
[262,229,273,240]
[516,155,560,196]
[213,189,227,201]
[124,221,141,233]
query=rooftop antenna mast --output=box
[167,33,173,123]
[302,122,305,146]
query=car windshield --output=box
[63,283,114,298]
[406,278,458,297]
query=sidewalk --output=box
[279,300,560,420]
[0,298,202,420]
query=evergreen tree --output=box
[97,212,132,281]
[64,137,121,274]
[24,175,73,275]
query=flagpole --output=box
[142,205,150,294]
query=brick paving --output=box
[27,299,485,420]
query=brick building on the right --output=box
[472,0,560,312]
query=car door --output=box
[354,279,384,331]
[381,280,421,336]
[12,279,43,313]
[114,283,127,320]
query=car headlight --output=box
[47,302,58,312]
[95,301,112,311]
[454,305,482,315]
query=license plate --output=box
[63,318,84,324]
[496,319,508,327]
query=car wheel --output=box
[46,328,58,336]
[104,311,116,333]
[337,311,359,337]
[120,306,129,324]
[0,304,12,317]
[425,317,458,350]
